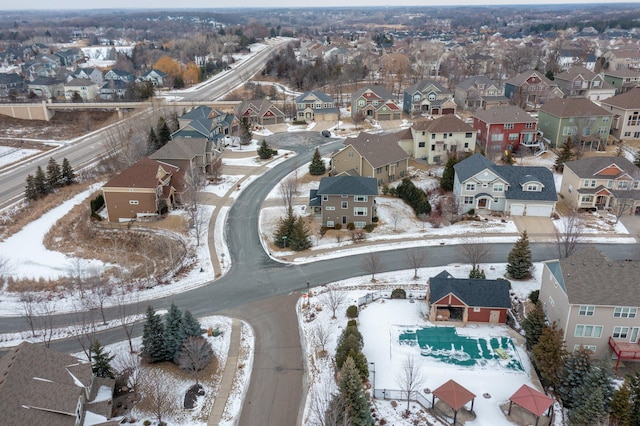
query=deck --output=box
[609,336,640,373]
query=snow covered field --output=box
[0,145,41,168]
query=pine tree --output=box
[156,117,171,147]
[570,361,614,424]
[257,139,274,159]
[33,165,49,197]
[507,230,533,279]
[91,340,115,379]
[338,356,373,426]
[163,302,186,362]
[610,377,633,425]
[469,265,486,279]
[440,155,461,191]
[61,158,76,186]
[521,301,546,348]
[558,346,593,407]
[635,149,640,168]
[308,148,326,175]
[335,325,364,370]
[629,370,640,425]
[554,136,575,172]
[182,310,202,337]
[25,174,38,200]
[45,157,62,189]
[239,117,252,146]
[142,305,166,363]
[147,127,159,154]
[532,322,567,395]
[273,210,311,251]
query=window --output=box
[354,195,368,202]
[614,307,637,318]
[574,324,603,338]
[443,133,447,139]
[526,184,538,191]
[504,123,514,129]
[326,220,334,227]
[618,181,629,190]
[491,133,504,142]
[354,207,368,216]
[464,142,469,148]
[582,127,591,136]
[598,126,608,135]
[583,179,596,188]
[509,133,519,141]
[608,180,613,188]
[431,134,436,139]
[573,345,596,353]
[376,167,382,174]
[613,326,630,339]
[579,305,595,316]
[428,93,436,101]
[354,221,366,228]
[473,307,481,312]
[463,196,474,205]
[322,195,328,201]
[581,195,593,203]
[627,111,639,127]
[358,99,365,107]
[419,142,426,148]
[431,145,436,151]
[493,183,504,192]
[465,183,475,191]
[526,122,534,129]
[465,132,473,138]
[563,126,577,136]
[341,201,348,209]
[129,200,139,205]
[413,94,421,101]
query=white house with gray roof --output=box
[453,153,557,216]
[539,246,640,363]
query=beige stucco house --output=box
[401,115,476,164]
[600,87,640,142]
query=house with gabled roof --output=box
[539,246,640,362]
[603,48,640,71]
[537,97,613,149]
[139,69,168,86]
[504,70,562,110]
[330,130,410,184]
[554,66,616,101]
[402,80,456,116]
[0,72,25,97]
[69,67,103,85]
[295,91,338,123]
[559,156,640,215]
[602,68,640,94]
[403,115,476,164]
[309,176,378,228]
[149,136,219,175]
[454,75,507,111]
[472,105,537,153]
[103,68,135,83]
[102,158,185,222]
[600,87,640,142]
[427,270,511,323]
[0,342,119,426]
[352,85,402,121]
[173,105,239,149]
[28,76,65,99]
[99,79,128,100]
[453,153,557,217]
[235,99,285,126]
[64,78,99,101]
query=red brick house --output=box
[427,270,511,323]
[472,105,537,153]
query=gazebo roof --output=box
[432,379,476,411]
[509,384,554,417]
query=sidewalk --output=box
[208,318,242,425]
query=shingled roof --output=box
[601,87,640,110]
[412,115,475,133]
[539,97,612,118]
[472,105,534,124]
[564,156,640,179]
[341,130,411,168]
[317,176,378,196]
[103,157,182,190]
[429,271,511,308]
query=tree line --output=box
[25,157,76,201]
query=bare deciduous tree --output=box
[555,210,585,259]
[21,292,38,338]
[139,368,175,425]
[612,196,633,223]
[309,382,345,426]
[0,255,10,289]
[177,336,215,385]
[185,165,208,246]
[312,322,333,357]
[321,287,346,320]
[458,238,491,269]
[361,252,383,282]
[37,300,57,348]
[114,350,142,392]
[68,305,98,362]
[279,171,299,214]
[405,248,427,279]
[115,286,139,354]
[396,354,425,415]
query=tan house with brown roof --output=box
[149,136,220,175]
[0,342,118,426]
[600,88,640,142]
[401,115,476,164]
[235,99,285,126]
[102,158,185,222]
[330,131,410,184]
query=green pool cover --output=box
[399,326,523,371]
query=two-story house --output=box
[149,136,219,176]
[504,70,562,110]
[102,158,185,222]
[330,130,410,184]
[537,98,613,149]
[28,76,65,99]
[402,115,476,164]
[603,48,640,71]
[559,156,640,215]
[351,85,402,121]
[295,91,338,123]
[402,80,456,116]
[602,68,640,94]
[235,99,286,126]
[0,72,25,97]
[453,153,557,216]
[539,246,640,366]
[173,105,239,149]
[139,69,168,86]
[472,106,537,153]
[100,79,128,100]
[554,66,616,102]
[600,88,640,142]
[309,176,378,228]
[103,68,135,83]
[64,78,99,101]
[68,67,103,85]
[454,75,507,111]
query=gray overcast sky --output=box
[2,0,635,11]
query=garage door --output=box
[510,204,524,216]
[526,205,553,217]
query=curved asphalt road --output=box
[2,134,639,424]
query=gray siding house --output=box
[310,176,378,228]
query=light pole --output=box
[306,281,310,308]
[370,362,376,391]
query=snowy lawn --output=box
[0,145,41,168]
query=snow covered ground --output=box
[0,145,41,168]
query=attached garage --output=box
[525,204,553,217]
[510,204,525,216]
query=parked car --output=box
[321,130,331,137]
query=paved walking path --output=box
[208,318,242,425]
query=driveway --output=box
[619,215,640,239]
[511,216,557,240]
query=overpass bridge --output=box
[0,99,241,121]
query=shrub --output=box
[346,305,358,318]
[144,421,151,426]
[364,224,375,232]
[347,222,355,231]
[334,223,342,230]
[528,290,540,304]
[350,229,367,242]
[467,208,475,215]
[382,185,389,195]
[391,288,406,299]
[347,319,357,327]
[388,187,397,196]
[371,216,379,223]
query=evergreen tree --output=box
[335,325,364,370]
[163,302,186,362]
[440,155,461,191]
[257,139,275,159]
[45,157,62,189]
[239,118,252,146]
[61,158,76,186]
[469,266,486,279]
[521,301,546,348]
[25,174,38,200]
[308,148,326,175]
[142,305,166,363]
[554,136,575,172]
[156,117,171,147]
[558,346,593,407]
[569,361,614,424]
[273,210,311,251]
[629,370,640,425]
[147,127,159,154]
[182,310,203,337]
[91,340,115,379]
[532,322,567,395]
[610,377,633,426]
[396,178,431,216]
[338,356,373,426]
[349,349,369,381]
[507,231,533,279]
[33,165,49,197]
[634,149,640,168]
